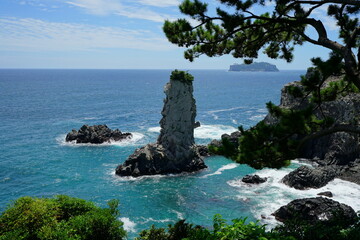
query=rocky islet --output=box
[66,124,132,144]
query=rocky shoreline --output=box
[207,74,360,226]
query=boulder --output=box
[66,125,132,144]
[115,143,205,177]
[338,160,360,185]
[221,131,242,148]
[241,174,267,184]
[317,191,333,197]
[116,71,206,177]
[196,145,211,158]
[282,165,338,190]
[273,197,357,226]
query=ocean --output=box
[1,69,360,238]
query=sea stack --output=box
[115,70,206,177]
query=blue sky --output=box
[0,0,340,70]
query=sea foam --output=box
[120,217,137,233]
[227,162,360,229]
[201,163,239,178]
[56,132,145,147]
[147,124,237,140]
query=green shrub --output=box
[170,70,194,83]
[136,214,295,240]
[0,195,126,240]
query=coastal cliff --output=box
[267,76,360,188]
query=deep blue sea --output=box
[1,69,360,239]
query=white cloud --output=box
[136,0,180,7]
[66,0,173,22]
[303,3,339,31]
[0,17,173,52]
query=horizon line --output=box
[0,68,307,71]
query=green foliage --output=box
[208,137,238,159]
[211,51,358,169]
[164,1,359,169]
[0,195,126,240]
[236,101,330,169]
[163,0,359,66]
[285,85,304,98]
[170,69,194,83]
[136,214,295,240]
[275,213,360,240]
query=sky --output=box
[0,0,341,70]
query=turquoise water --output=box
[2,69,359,238]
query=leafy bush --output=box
[0,195,126,240]
[136,214,295,240]
[208,137,238,159]
[170,69,194,83]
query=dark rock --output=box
[273,197,357,226]
[196,145,210,157]
[282,165,338,190]
[66,124,132,144]
[338,160,360,185]
[209,139,222,149]
[116,143,206,177]
[221,131,241,148]
[317,191,333,197]
[242,174,267,184]
[116,71,206,177]
[207,131,241,155]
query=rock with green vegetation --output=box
[273,76,360,166]
[116,70,206,177]
[0,195,126,240]
[229,62,279,72]
[164,0,360,171]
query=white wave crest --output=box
[112,132,145,147]
[148,126,161,133]
[207,106,245,120]
[171,210,185,219]
[208,106,245,114]
[194,124,238,139]
[147,124,237,140]
[249,114,267,121]
[111,170,201,184]
[201,163,239,178]
[120,217,137,233]
[56,132,145,147]
[140,217,173,224]
[227,165,360,229]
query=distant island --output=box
[229,62,279,72]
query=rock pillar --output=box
[115,70,206,177]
